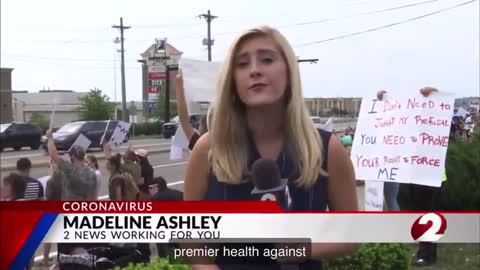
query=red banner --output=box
[148,72,166,79]
[148,86,159,93]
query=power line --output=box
[2,53,138,63]
[296,0,478,47]
[284,0,440,27]
[7,0,446,45]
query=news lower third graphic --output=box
[1,202,479,270]
[411,212,448,242]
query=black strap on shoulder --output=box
[318,129,332,171]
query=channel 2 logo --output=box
[411,213,447,242]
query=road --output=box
[1,144,187,195]
[0,138,172,170]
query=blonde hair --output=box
[209,25,325,188]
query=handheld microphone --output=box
[250,158,290,210]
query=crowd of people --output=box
[1,25,479,270]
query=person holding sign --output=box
[184,25,358,270]
[46,129,97,201]
[378,86,443,266]
[175,71,209,150]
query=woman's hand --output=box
[175,70,185,98]
[420,86,438,97]
[377,89,387,101]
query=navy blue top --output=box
[206,129,332,270]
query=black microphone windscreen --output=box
[251,158,282,190]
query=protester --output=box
[105,153,139,201]
[175,71,210,150]
[121,150,142,189]
[378,86,443,265]
[46,129,97,201]
[16,158,44,200]
[134,149,154,193]
[101,144,151,264]
[86,155,102,200]
[1,173,27,201]
[184,25,358,269]
[150,176,183,201]
[149,176,183,258]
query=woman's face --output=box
[233,35,288,108]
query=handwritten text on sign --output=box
[351,93,454,187]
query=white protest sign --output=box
[179,58,221,102]
[108,121,131,150]
[321,118,335,132]
[351,92,454,187]
[172,125,190,149]
[69,133,92,153]
[364,181,384,211]
[169,138,184,161]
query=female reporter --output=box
[184,25,358,270]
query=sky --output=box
[1,0,479,102]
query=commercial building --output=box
[138,40,211,119]
[0,68,14,123]
[12,90,86,127]
[305,97,362,117]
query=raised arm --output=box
[175,71,196,140]
[103,142,112,159]
[46,129,59,162]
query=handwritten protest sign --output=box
[179,58,221,102]
[364,181,384,211]
[351,92,455,187]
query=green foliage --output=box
[78,88,117,121]
[132,122,163,136]
[324,243,411,270]
[441,130,480,210]
[30,113,49,132]
[149,91,177,121]
[115,257,190,270]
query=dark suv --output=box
[0,123,43,152]
[162,114,203,139]
[41,120,130,151]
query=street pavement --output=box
[0,138,172,171]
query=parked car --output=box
[0,123,43,152]
[311,116,324,129]
[41,120,130,152]
[162,114,203,139]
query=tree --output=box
[30,113,49,133]
[78,88,117,121]
[148,90,177,122]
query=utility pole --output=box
[199,10,218,62]
[112,17,131,122]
